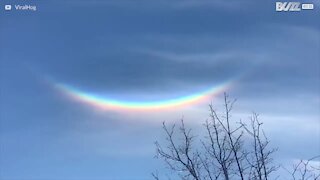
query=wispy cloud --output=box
[135,49,265,64]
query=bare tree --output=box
[154,93,277,180]
[201,94,246,180]
[155,120,202,180]
[284,156,320,180]
[240,113,278,180]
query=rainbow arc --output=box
[54,82,232,111]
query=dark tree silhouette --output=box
[284,156,320,180]
[154,93,279,180]
[154,93,320,179]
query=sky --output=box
[0,0,319,179]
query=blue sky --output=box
[0,0,319,179]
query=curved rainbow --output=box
[54,81,233,111]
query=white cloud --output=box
[136,48,265,64]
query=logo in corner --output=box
[5,5,12,11]
[275,2,314,12]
